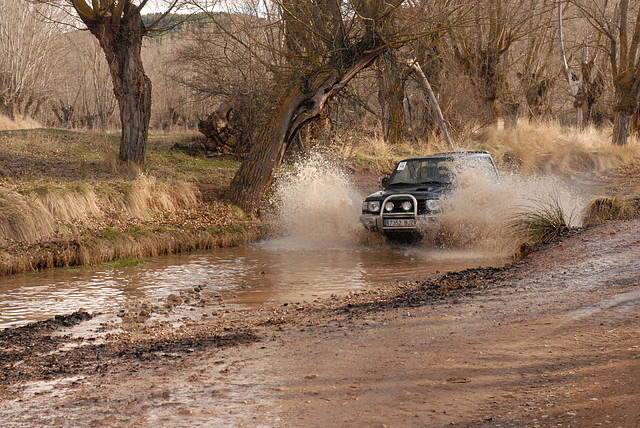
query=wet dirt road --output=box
[0,219,639,427]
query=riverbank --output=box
[0,129,266,275]
[0,218,638,426]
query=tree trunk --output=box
[117,71,151,164]
[0,101,14,120]
[500,100,520,128]
[86,4,151,165]
[225,89,305,212]
[611,79,640,146]
[378,52,408,145]
[226,52,382,212]
[408,59,454,150]
[613,110,632,146]
[198,96,237,152]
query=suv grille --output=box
[383,198,429,215]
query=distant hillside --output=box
[142,12,231,35]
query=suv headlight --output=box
[364,200,380,213]
[426,199,442,212]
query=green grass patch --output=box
[100,227,120,240]
[104,257,146,268]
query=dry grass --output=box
[341,120,640,179]
[0,114,40,131]
[582,196,639,226]
[337,130,454,173]
[0,128,258,276]
[473,120,640,175]
[0,176,203,246]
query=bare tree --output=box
[375,1,454,145]
[448,0,555,127]
[168,8,278,154]
[52,33,118,130]
[573,0,640,145]
[377,51,410,145]
[408,58,454,149]
[0,0,63,120]
[608,0,640,145]
[558,0,604,127]
[512,1,557,120]
[221,0,407,211]
[36,0,185,163]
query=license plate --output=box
[384,219,416,227]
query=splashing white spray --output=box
[425,167,586,255]
[269,153,363,248]
[269,152,586,256]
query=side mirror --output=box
[381,177,389,188]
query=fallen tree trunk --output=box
[408,58,455,150]
[198,96,237,153]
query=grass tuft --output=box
[506,196,575,246]
[582,196,638,226]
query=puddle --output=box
[0,241,506,328]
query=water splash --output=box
[269,152,363,249]
[424,167,586,255]
[268,151,586,257]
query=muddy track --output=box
[0,219,639,427]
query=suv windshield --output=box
[387,158,454,187]
[386,156,497,187]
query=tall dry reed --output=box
[0,175,201,246]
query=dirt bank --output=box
[0,129,267,276]
[1,218,638,427]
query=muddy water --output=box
[0,241,506,328]
[4,152,585,329]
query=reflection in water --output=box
[0,240,505,328]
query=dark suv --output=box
[360,151,498,240]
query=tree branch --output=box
[407,58,454,150]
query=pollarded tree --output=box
[558,0,605,127]
[608,0,640,145]
[38,0,182,164]
[448,0,555,127]
[573,0,640,145]
[377,50,410,146]
[224,0,407,212]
